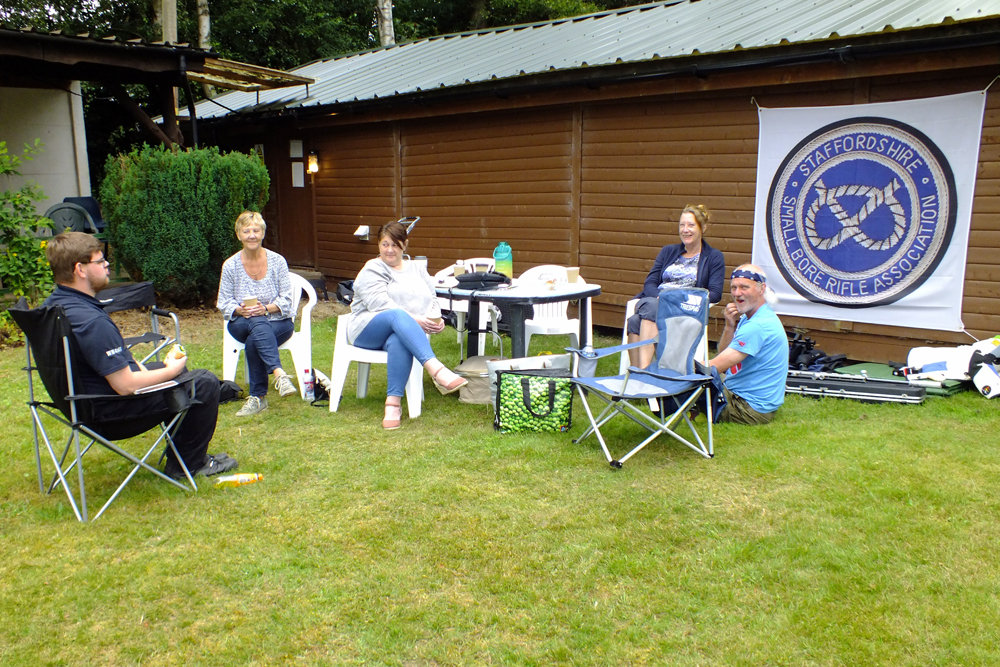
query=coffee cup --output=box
[429,316,443,325]
[453,263,466,276]
[566,267,580,283]
[243,296,259,308]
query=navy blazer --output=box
[636,240,726,304]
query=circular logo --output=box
[766,117,956,308]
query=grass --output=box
[1,307,999,666]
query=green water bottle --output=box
[493,241,513,278]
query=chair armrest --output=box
[628,364,717,383]
[151,309,182,345]
[565,338,655,360]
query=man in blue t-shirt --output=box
[43,232,237,479]
[707,264,788,425]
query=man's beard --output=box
[87,270,110,293]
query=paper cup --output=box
[453,264,466,276]
[566,267,580,283]
[429,317,443,324]
[243,296,259,308]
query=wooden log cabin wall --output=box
[206,38,1000,364]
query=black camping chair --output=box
[8,301,199,522]
[95,282,181,364]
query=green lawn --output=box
[1,311,998,666]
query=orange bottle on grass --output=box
[214,473,263,488]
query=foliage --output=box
[204,0,374,71]
[0,139,53,343]
[99,144,269,305]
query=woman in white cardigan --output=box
[349,222,467,429]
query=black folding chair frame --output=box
[14,305,198,522]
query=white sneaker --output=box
[275,373,297,397]
[236,395,268,416]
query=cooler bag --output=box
[494,368,573,433]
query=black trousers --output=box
[89,368,220,470]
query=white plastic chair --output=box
[519,265,592,352]
[435,258,502,356]
[222,272,317,400]
[328,312,424,418]
[620,298,640,374]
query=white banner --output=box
[752,91,986,331]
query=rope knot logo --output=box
[767,117,956,307]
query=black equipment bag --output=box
[336,280,354,305]
[456,271,511,291]
[218,380,245,404]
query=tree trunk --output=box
[159,0,177,43]
[197,0,215,98]
[376,0,394,47]
[471,0,489,30]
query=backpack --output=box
[218,380,245,404]
[336,280,354,305]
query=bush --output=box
[0,139,53,345]
[99,144,269,305]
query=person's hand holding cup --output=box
[242,296,263,317]
[422,315,445,334]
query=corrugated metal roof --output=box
[192,0,1000,119]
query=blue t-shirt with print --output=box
[723,303,788,414]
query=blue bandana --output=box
[731,269,765,283]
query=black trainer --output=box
[165,454,238,480]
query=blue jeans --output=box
[353,309,435,397]
[227,316,295,397]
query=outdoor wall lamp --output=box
[307,150,319,173]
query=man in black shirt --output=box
[44,232,237,479]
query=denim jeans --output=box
[227,316,295,397]
[353,309,435,397]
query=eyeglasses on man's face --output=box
[81,256,108,266]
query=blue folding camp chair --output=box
[568,287,724,468]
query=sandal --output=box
[432,367,468,395]
[382,403,402,430]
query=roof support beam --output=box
[108,82,178,148]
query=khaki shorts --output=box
[717,385,775,425]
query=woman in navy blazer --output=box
[627,204,726,368]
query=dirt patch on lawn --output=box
[1,298,349,351]
[108,298,349,346]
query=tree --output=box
[0,139,53,336]
[376,0,395,46]
[100,144,269,305]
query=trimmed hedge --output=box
[100,145,269,305]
